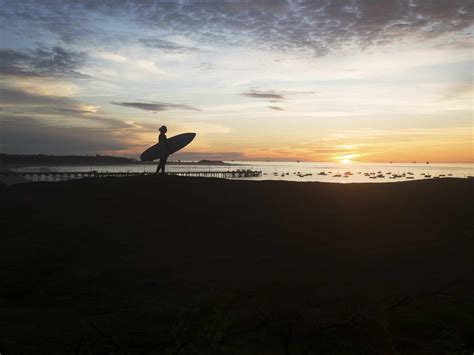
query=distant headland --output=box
[0,154,232,166]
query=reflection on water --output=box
[12,161,474,183]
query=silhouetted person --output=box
[156,126,169,174]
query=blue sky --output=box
[0,0,472,162]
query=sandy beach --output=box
[1,176,473,354]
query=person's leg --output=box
[160,155,168,174]
[156,159,163,174]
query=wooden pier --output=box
[0,169,262,182]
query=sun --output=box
[336,154,358,164]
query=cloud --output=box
[55,108,97,115]
[0,114,140,155]
[1,1,472,55]
[268,106,285,111]
[0,47,89,78]
[241,90,285,100]
[193,62,217,71]
[136,1,473,54]
[442,82,473,100]
[140,38,201,53]
[111,101,200,112]
[0,87,78,107]
[242,89,316,102]
[0,87,133,130]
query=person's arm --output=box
[160,134,171,154]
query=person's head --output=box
[159,126,167,134]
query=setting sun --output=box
[336,154,359,164]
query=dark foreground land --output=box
[1,177,473,354]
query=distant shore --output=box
[1,177,473,353]
[1,154,234,167]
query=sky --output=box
[0,0,472,163]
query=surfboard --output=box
[140,132,196,161]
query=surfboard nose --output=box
[140,152,152,161]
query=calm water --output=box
[13,161,474,183]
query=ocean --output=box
[12,161,474,183]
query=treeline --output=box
[1,154,137,165]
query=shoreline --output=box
[2,161,236,167]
